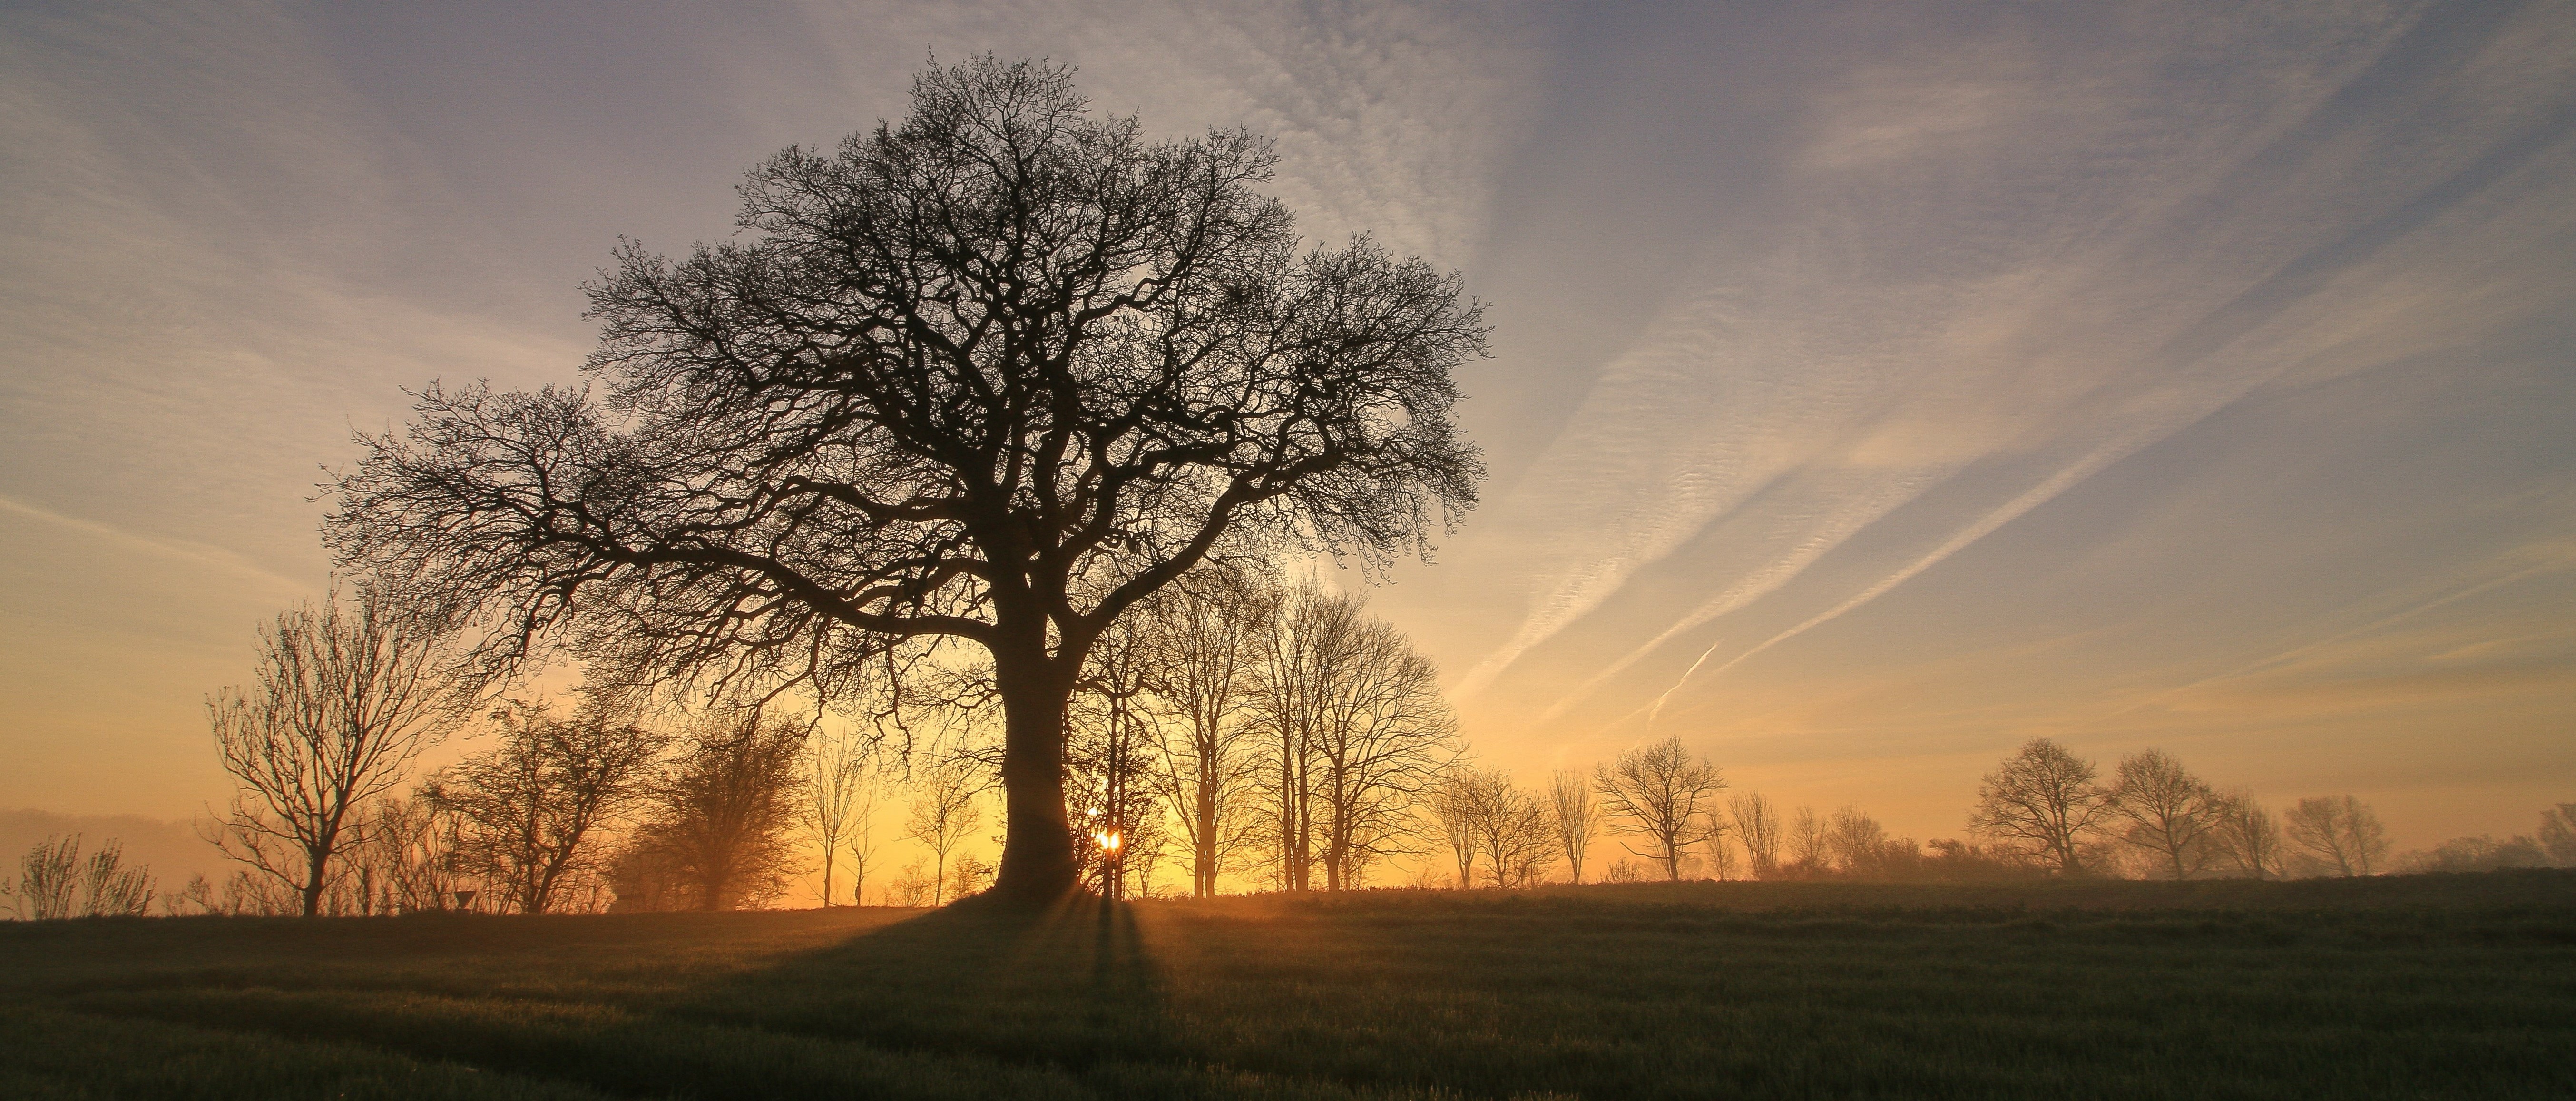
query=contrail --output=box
[1640,433,2151,722]
[1646,636,1725,727]
[0,493,305,592]
[2071,550,2576,730]
[1528,467,1952,725]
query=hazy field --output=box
[5,872,2572,1100]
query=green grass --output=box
[4,872,2572,1099]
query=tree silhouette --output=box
[205,585,463,916]
[801,724,875,906]
[905,761,983,906]
[620,715,803,910]
[1594,737,1726,881]
[327,56,1483,902]
[2209,789,2284,880]
[2105,748,2221,881]
[1259,586,1455,890]
[1477,777,1556,889]
[2541,802,2576,867]
[1548,767,1603,885]
[2282,794,2389,877]
[1968,738,2110,876]
[1729,790,1782,879]
[1142,570,1271,898]
[1428,767,1484,889]
[1067,611,1166,900]
[431,701,665,913]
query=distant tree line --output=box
[16,584,2575,920]
[1413,736,2576,890]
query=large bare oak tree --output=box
[327,57,1484,902]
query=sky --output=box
[4,0,2572,880]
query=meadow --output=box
[4,871,2572,1100]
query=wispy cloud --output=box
[1457,1,2576,737]
[2072,545,2576,732]
[777,0,1547,268]
[0,493,304,594]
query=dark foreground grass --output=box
[4,872,2572,1100]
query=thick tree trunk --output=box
[990,658,1081,905]
[303,849,327,917]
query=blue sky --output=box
[3,0,2570,852]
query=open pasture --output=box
[7,872,2574,1100]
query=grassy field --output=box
[4,871,2572,1100]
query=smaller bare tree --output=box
[205,585,463,916]
[2208,789,2284,880]
[844,791,882,905]
[948,852,998,900]
[2283,794,2390,877]
[8,836,155,920]
[1826,806,1887,875]
[906,761,984,905]
[1548,767,1603,885]
[1428,768,1486,889]
[1788,806,1829,873]
[803,724,875,906]
[888,860,936,907]
[617,713,805,910]
[14,835,81,920]
[1069,613,1167,901]
[357,795,469,911]
[1967,737,2111,875]
[1476,779,1556,889]
[1145,571,1272,898]
[162,874,217,916]
[76,840,157,917]
[1730,790,1783,879]
[1304,607,1458,892]
[433,701,666,914]
[1593,736,1727,881]
[1709,833,1742,880]
[2106,749,2222,880]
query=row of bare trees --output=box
[159,579,2576,917]
[1428,738,1731,888]
[1420,741,2001,888]
[2394,805,2576,874]
[1034,571,1459,898]
[186,570,1458,910]
[1408,736,2574,890]
[190,584,828,914]
[1,836,157,919]
[1968,738,2393,879]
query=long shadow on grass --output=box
[666,894,1185,1074]
[640,895,1367,1099]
